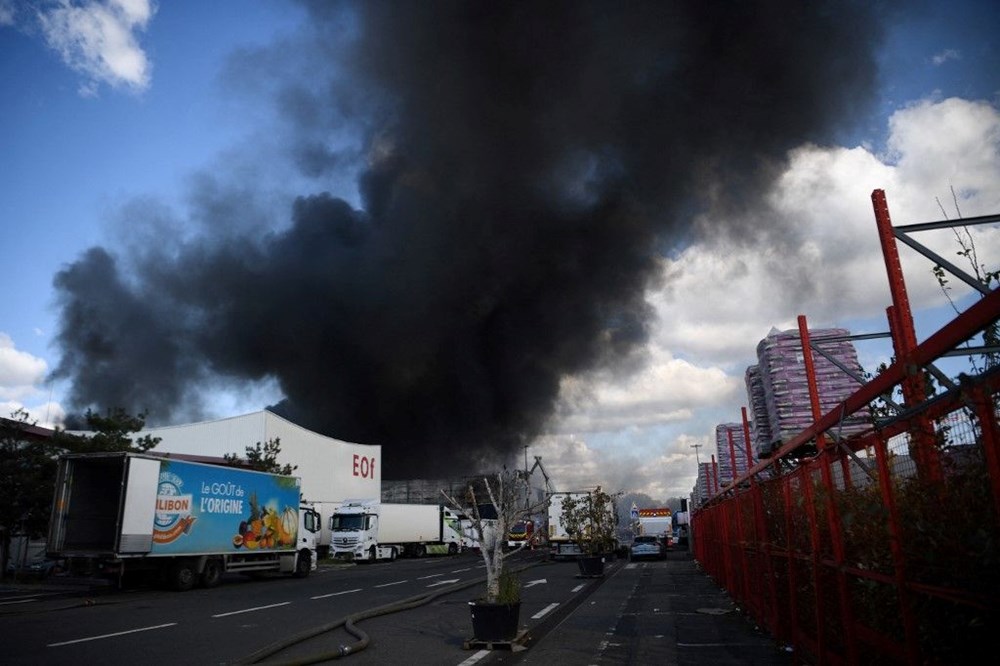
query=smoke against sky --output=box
[46,2,897,477]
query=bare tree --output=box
[442,468,549,603]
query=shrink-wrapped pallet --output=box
[714,423,755,485]
[754,327,870,457]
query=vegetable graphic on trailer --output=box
[149,460,301,556]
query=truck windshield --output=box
[331,514,367,531]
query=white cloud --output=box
[0,1,15,26]
[931,49,961,66]
[544,97,1000,499]
[0,333,64,428]
[38,0,156,95]
[0,332,48,400]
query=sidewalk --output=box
[507,550,791,665]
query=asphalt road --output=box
[0,550,592,665]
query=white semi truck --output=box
[329,501,464,561]
[47,452,320,590]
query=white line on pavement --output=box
[418,573,443,579]
[374,580,408,588]
[212,602,291,618]
[531,602,559,619]
[450,567,472,573]
[48,623,178,647]
[571,583,586,592]
[311,588,362,599]
[0,598,38,606]
[456,649,490,666]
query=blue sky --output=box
[1,1,999,497]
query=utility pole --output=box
[523,445,530,511]
[690,443,702,467]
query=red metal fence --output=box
[692,192,1000,664]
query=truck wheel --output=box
[368,546,377,563]
[388,547,396,562]
[293,551,311,578]
[448,542,458,555]
[170,560,196,592]
[200,558,223,588]
[416,544,427,558]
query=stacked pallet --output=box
[752,327,870,457]
[714,423,755,485]
[744,365,771,456]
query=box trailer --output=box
[47,452,320,590]
[329,501,463,561]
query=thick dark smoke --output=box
[51,1,892,477]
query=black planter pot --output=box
[469,600,521,642]
[577,555,605,577]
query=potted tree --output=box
[443,468,547,643]
[560,486,618,577]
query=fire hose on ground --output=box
[238,559,552,665]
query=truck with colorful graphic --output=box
[47,452,320,590]
[329,500,464,561]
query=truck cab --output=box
[329,501,386,562]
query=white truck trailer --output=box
[547,491,588,558]
[47,452,320,590]
[329,501,463,561]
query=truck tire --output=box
[448,542,458,555]
[293,550,311,578]
[170,560,196,592]
[368,546,377,563]
[200,558,223,588]
[416,544,427,558]
[388,547,397,562]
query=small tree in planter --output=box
[560,486,619,576]
[443,468,548,642]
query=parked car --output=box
[628,535,665,561]
[6,558,61,579]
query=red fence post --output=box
[873,432,921,665]
[872,189,942,483]
[799,316,858,663]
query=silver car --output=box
[628,535,665,561]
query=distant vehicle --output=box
[507,518,535,549]
[6,558,62,579]
[635,508,673,546]
[329,501,464,561]
[629,535,665,561]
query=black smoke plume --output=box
[51,1,892,477]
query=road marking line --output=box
[531,602,559,619]
[457,649,490,665]
[450,567,472,573]
[418,573,443,579]
[571,583,586,592]
[311,588,362,599]
[48,623,177,647]
[375,579,408,588]
[212,602,291,618]
[427,578,460,587]
[0,598,38,606]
